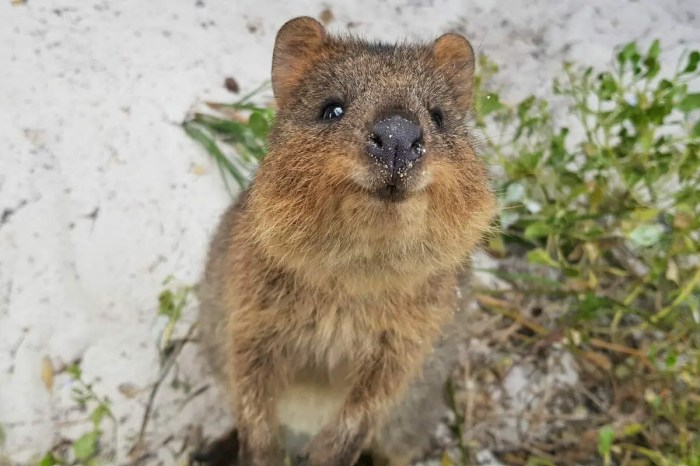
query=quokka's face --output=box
[268,17,488,206]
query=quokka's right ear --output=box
[272,17,327,108]
[432,33,476,111]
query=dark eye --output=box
[430,107,444,128]
[321,102,345,120]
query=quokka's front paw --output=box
[303,424,369,466]
[190,428,239,466]
[236,437,286,466]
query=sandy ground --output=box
[1,0,698,464]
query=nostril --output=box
[369,134,383,148]
[410,139,425,157]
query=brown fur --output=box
[198,16,497,466]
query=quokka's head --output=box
[263,16,490,202]
[250,17,497,275]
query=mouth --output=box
[375,183,408,202]
[351,151,432,203]
[352,164,431,203]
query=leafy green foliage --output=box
[38,453,60,466]
[477,41,699,323]
[475,41,700,464]
[183,82,273,193]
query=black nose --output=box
[367,115,424,176]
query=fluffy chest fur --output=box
[221,257,459,444]
[277,374,352,455]
[269,287,454,456]
[226,265,456,366]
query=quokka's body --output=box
[198,16,497,466]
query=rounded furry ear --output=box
[432,33,475,111]
[272,17,327,108]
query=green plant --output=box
[129,279,196,459]
[598,425,615,466]
[478,43,699,321]
[183,82,273,192]
[156,277,191,358]
[38,363,117,466]
[474,41,700,464]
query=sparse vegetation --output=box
[129,278,197,462]
[37,363,117,466]
[183,82,274,193]
[184,39,699,465]
[35,279,197,466]
[472,40,699,465]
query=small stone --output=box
[224,77,239,93]
[319,7,334,25]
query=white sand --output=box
[1,0,698,463]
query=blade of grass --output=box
[183,121,248,190]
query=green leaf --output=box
[183,121,249,190]
[597,72,618,100]
[440,452,455,466]
[684,50,700,73]
[66,363,82,380]
[643,55,660,79]
[90,404,111,427]
[598,425,615,456]
[73,430,100,461]
[249,111,269,139]
[617,42,639,68]
[577,293,616,320]
[527,248,560,268]
[524,221,552,240]
[477,92,504,117]
[693,120,700,138]
[193,113,247,138]
[629,208,659,223]
[665,351,678,368]
[646,39,660,59]
[678,93,700,113]
[524,458,556,466]
[628,223,665,248]
[622,423,644,437]
[158,289,175,317]
[38,453,60,466]
[516,151,541,173]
